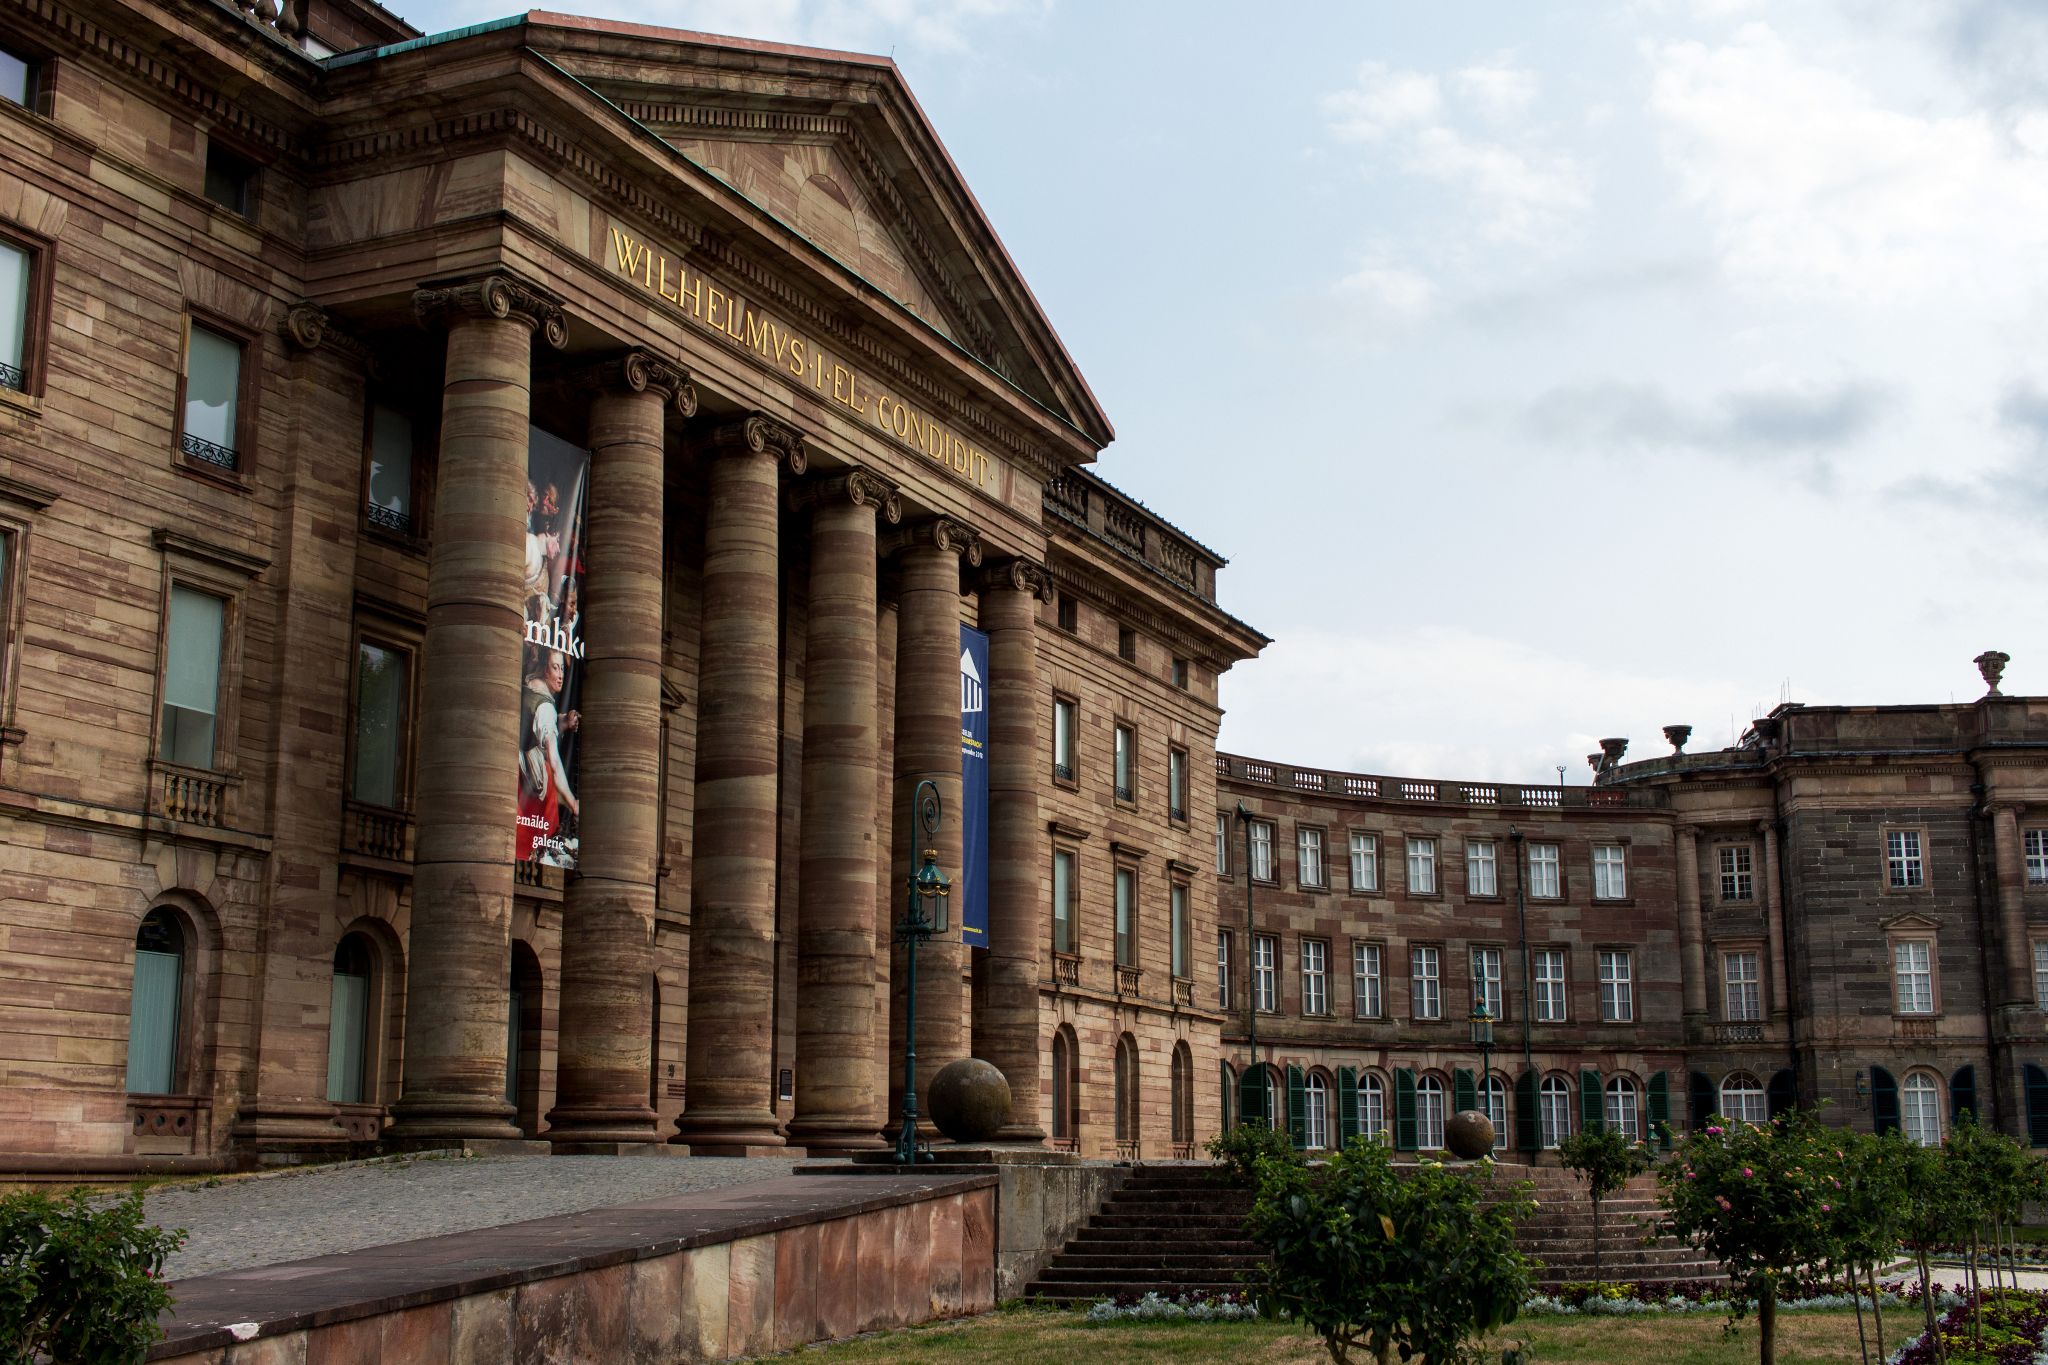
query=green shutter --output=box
[1515,1071,1539,1152]
[1950,1065,1977,1126]
[1580,1068,1603,1134]
[1767,1069,1796,1118]
[1453,1068,1476,1114]
[1688,1070,1714,1131]
[2025,1065,2048,1147]
[1287,1065,1307,1149]
[1647,1071,1671,1149]
[1871,1066,1900,1135]
[1241,1067,1268,1127]
[1395,1068,1418,1151]
[1338,1066,1359,1145]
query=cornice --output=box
[1045,550,1260,667]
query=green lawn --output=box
[751,1304,1879,1363]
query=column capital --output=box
[789,467,902,523]
[282,301,376,373]
[579,349,698,418]
[709,413,808,474]
[413,272,569,350]
[886,516,983,567]
[980,557,1053,602]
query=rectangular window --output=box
[159,584,225,769]
[203,141,256,217]
[1598,950,1634,1022]
[181,322,243,470]
[1467,839,1497,896]
[2036,942,2048,1012]
[1171,656,1189,689]
[1887,830,1925,889]
[1471,946,1503,1020]
[1534,948,1567,1022]
[1406,837,1437,895]
[1217,930,1232,1008]
[1167,747,1188,822]
[0,238,29,393]
[1894,939,1933,1014]
[350,640,409,808]
[0,44,34,109]
[1113,723,1135,802]
[1253,934,1277,1012]
[1051,697,1076,783]
[1051,848,1076,954]
[1593,845,1627,900]
[1302,939,1327,1015]
[2027,830,2048,886]
[1349,831,1378,892]
[365,403,416,534]
[1298,827,1325,888]
[1724,951,1761,1021]
[1720,845,1754,901]
[1057,594,1076,633]
[1529,842,1561,898]
[1410,945,1441,1020]
[1250,819,1274,881]
[1170,883,1189,979]
[1114,866,1136,968]
[1117,626,1136,662]
[1353,941,1383,1018]
[1215,812,1230,875]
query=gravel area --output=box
[144,1153,798,1280]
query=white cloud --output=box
[1335,260,1437,323]
[1322,62,1442,142]
[1408,125,1588,239]
[1453,60,1539,121]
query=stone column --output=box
[887,519,981,1130]
[546,351,694,1152]
[1758,821,1790,1020]
[980,558,1052,1142]
[1991,805,2031,1006]
[673,414,805,1155]
[1676,827,1708,1023]
[787,470,901,1154]
[390,274,566,1141]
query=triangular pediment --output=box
[524,14,1111,448]
[1880,912,1941,933]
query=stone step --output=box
[1070,1235,1264,1255]
[1088,1213,1253,1231]
[1053,1253,1265,1272]
[1032,1265,1257,1285]
[1026,1282,1246,1304]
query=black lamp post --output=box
[1469,1001,1495,1115]
[894,779,949,1166]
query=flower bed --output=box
[1886,1288,2048,1364]
[1523,1277,1966,1318]
[1084,1290,1262,1323]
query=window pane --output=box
[1171,884,1188,978]
[160,585,225,768]
[1350,832,1376,891]
[1115,868,1133,965]
[184,324,241,451]
[367,405,414,524]
[1052,850,1074,953]
[351,641,407,807]
[0,239,27,383]
[326,968,368,1103]
[125,944,182,1093]
[0,48,28,107]
[1531,844,1560,898]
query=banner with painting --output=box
[960,625,990,947]
[516,426,589,869]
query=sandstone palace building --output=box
[1,0,2044,1176]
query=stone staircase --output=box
[1025,1161,1723,1305]
[1024,1163,1260,1304]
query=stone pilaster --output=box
[787,470,901,1154]
[390,273,565,1141]
[979,558,1052,1142]
[1676,827,1708,1024]
[886,518,981,1132]
[673,414,805,1155]
[1991,804,2031,1007]
[1758,821,1790,1021]
[547,351,695,1151]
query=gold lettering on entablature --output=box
[606,225,993,490]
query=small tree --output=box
[1824,1129,1914,1364]
[1556,1126,1654,1286]
[1205,1120,1301,1187]
[1657,1109,1844,1365]
[1246,1137,1534,1365]
[0,1189,185,1365]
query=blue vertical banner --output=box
[959,625,991,948]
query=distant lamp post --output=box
[894,780,950,1166]
[1470,1001,1495,1122]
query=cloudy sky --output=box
[401,0,2048,783]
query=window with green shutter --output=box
[2025,1064,2048,1147]
[1394,1068,1418,1151]
[1338,1067,1359,1145]
[1515,1071,1539,1152]
[1580,1068,1604,1134]
[1647,1071,1671,1148]
[1871,1066,1900,1135]
[1688,1070,1714,1132]
[1453,1068,1476,1114]
[1951,1065,1977,1126]
[1287,1065,1307,1149]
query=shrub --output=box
[1205,1120,1301,1187]
[0,1189,185,1365]
[1556,1126,1654,1285]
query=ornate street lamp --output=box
[1470,1000,1495,1125]
[894,779,950,1166]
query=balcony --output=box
[1116,964,1143,996]
[1713,1021,1764,1044]
[153,761,231,828]
[1053,955,1081,988]
[344,801,413,862]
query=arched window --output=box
[507,942,544,1135]
[1360,1072,1387,1140]
[1114,1034,1140,1147]
[1220,1061,1236,1131]
[1051,1029,1073,1143]
[1263,1065,1281,1128]
[325,935,373,1104]
[1604,1075,1641,1141]
[125,908,186,1095]
[1416,1074,1447,1150]
[1901,1071,1944,1146]
[1719,1071,1767,1125]
[1304,1071,1330,1150]
[1171,1042,1194,1148]
[1539,1075,1572,1148]
[1481,1074,1508,1150]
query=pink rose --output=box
[1743,1168,1753,1177]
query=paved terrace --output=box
[141,1153,798,1280]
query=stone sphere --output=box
[1444,1110,1496,1161]
[928,1058,1013,1143]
